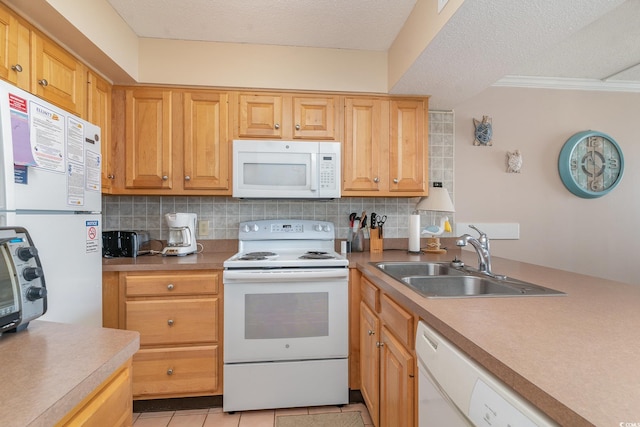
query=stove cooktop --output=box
[224,249,348,269]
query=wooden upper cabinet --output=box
[292,95,338,140]
[87,71,113,192]
[0,6,30,90]
[124,88,172,189]
[343,97,428,197]
[343,97,387,193]
[183,91,230,191]
[238,93,283,138]
[389,99,427,194]
[235,93,340,140]
[31,32,86,116]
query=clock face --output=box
[558,131,624,198]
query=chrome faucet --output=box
[456,225,504,279]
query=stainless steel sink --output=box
[374,262,465,278]
[372,261,565,298]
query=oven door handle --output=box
[223,268,348,281]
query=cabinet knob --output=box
[38,79,48,87]
[167,319,174,326]
[393,178,399,184]
[376,341,384,348]
[368,330,375,336]
[373,177,380,183]
[107,174,115,179]
[162,175,169,180]
[167,368,174,376]
[11,64,22,72]
[167,283,174,290]
[274,123,280,130]
[184,175,191,181]
[295,124,301,130]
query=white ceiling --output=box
[107,0,640,109]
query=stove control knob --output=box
[323,225,331,232]
[252,224,259,232]
[314,224,323,232]
[241,224,250,233]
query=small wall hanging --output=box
[473,115,493,146]
[506,150,522,173]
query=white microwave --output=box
[232,140,341,199]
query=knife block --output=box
[369,228,383,253]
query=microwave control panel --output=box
[319,153,337,191]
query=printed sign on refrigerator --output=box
[86,220,99,254]
[30,101,65,173]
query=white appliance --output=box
[416,321,557,427]
[0,80,102,327]
[223,219,349,412]
[162,212,198,256]
[232,140,341,199]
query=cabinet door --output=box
[31,32,86,116]
[380,326,415,427]
[293,95,337,140]
[238,93,283,138]
[343,98,387,193]
[389,99,427,194]
[87,71,113,192]
[124,88,172,189]
[360,301,380,427]
[0,7,29,90]
[183,91,230,191]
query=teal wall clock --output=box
[558,130,624,199]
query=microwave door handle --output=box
[310,153,318,192]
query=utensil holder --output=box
[369,228,383,253]
[351,229,365,252]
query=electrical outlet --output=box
[438,0,449,14]
[198,220,210,237]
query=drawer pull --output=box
[376,341,384,348]
[167,319,174,326]
[11,64,22,72]
[167,368,174,376]
[167,283,175,291]
[38,78,48,87]
[368,330,375,336]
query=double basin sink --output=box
[373,261,565,298]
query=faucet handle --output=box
[468,224,485,237]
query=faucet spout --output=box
[456,225,502,278]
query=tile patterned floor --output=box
[132,403,373,427]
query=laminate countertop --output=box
[0,320,140,427]
[103,247,640,426]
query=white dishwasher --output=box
[416,321,557,427]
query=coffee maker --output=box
[162,213,198,256]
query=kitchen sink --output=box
[374,262,465,278]
[372,261,565,298]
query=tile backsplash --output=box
[103,111,454,241]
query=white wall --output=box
[454,86,640,285]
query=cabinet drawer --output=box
[126,298,218,345]
[125,272,219,296]
[133,346,219,398]
[380,294,414,348]
[361,277,380,312]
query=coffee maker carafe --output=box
[162,213,198,256]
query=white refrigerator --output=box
[0,80,103,327]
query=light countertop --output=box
[103,244,640,426]
[0,320,140,427]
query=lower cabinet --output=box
[359,275,415,427]
[103,269,222,400]
[55,359,133,427]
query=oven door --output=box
[223,268,348,363]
